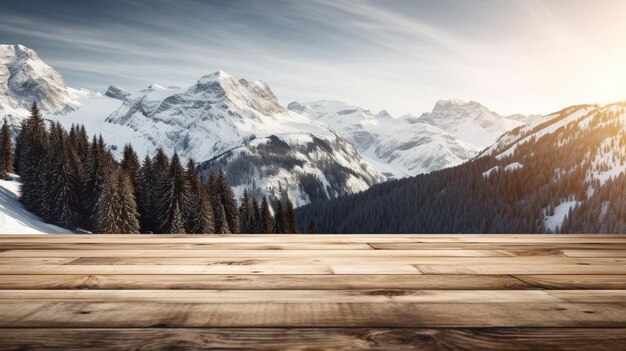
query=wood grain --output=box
[517,275,626,289]
[1,328,625,351]
[0,274,532,290]
[1,301,625,327]
[0,234,624,349]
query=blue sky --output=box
[2,0,625,116]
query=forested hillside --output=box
[297,103,626,234]
[9,102,298,234]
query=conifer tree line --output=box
[0,118,14,179]
[11,102,299,234]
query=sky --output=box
[1,0,626,116]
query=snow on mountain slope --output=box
[483,103,623,169]
[0,44,540,208]
[0,176,72,234]
[288,100,478,178]
[0,44,77,122]
[482,104,596,160]
[49,88,159,160]
[418,99,527,149]
[0,45,383,206]
[480,102,626,231]
[297,101,626,234]
[100,72,384,205]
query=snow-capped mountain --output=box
[0,45,384,206]
[100,72,384,205]
[288,100,478,178]
[481,102,626,184]
[418,99,528,149]
[0,44,78,122]
[480,102,626,231]
[298,101,626,233]
[0,44,538,207]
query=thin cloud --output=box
[0,0,624,116]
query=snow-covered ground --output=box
[544,200,579,232]
[0,176,72,234]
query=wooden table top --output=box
[0,234,625,350]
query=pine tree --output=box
[14,119,25,175]
[215,170,240,233]
[67,124,78,153]
[273,200,286,234]
[285,197,298,233]
[149,148,170,231]
[251,197,261,233]
[169,201,186,234]
[239,190,255,233]
[18,102,48,213]
[0,118,14,178]
[153,148,170,176]
[206,172,218,221]
[154,153,189,233]
[44,122,81,228]
[82,135,107,230]
[96,170,140,234]
[137,155,155,232]
[259,196,273,233]
[183,159,214,233]
[120,144,141,199]
[215,201,230,234]
[75,125,89,164]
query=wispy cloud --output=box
[1,0,625,115]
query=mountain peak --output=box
[432,99,487,110]
[0,44,74,115]
[104,85,131,100]
[421,99,523,149]
[200,70,232,81]
[376,109,393,119]
[0,44,36,59]
[435,98,467,106]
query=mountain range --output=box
[297,102,626,233]
[0,44,538,207]
[288,99,526,178]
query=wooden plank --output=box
[62,256,625,266]
[0,274,532,290]
[1,302,625,327]
[0,257,76,265]
[0,264,421,275]
[0,249,523,258]
[563,250,626,257]
[2,247,623,258]
[0,289,562,303]
[415,264,626,275]
[1,328,625,351]
[0,249,518,263]
[0,234,623,349]
[517,275,626,289]
[0,242,374,250]
[371,243,626,250]
[548,290,626,303]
